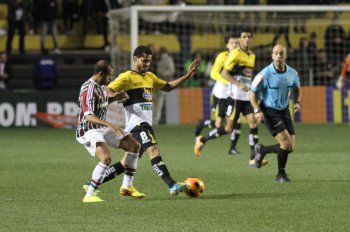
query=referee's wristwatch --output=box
[254,108,261,114]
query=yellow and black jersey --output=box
[108,70,167,132]
[224,47,256,101]
[211,51,230,99]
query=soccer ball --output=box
[184,177,205,198]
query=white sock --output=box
[86,162,107,197]
[122,152,139,188]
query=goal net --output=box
[109,5,350,86]
[109,5,350,123]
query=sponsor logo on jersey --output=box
[140,103,152,111]
[143,88,152,101]
[243,68,253,77]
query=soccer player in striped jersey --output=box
[249,44,302,183]
[77,60,144,202]
[194,32,244,155]
[108,45,199,196]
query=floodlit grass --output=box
[1,124,350,232]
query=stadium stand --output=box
[8,50,109,89]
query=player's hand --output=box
[254,112,264,124]
[336,76,344,89]
[294,102,302,113]
[115,90,129,103]
[238,83,249,92]
[108,123,125,137]
[187,58,200,77]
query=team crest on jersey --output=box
[243,68,253,77]
[143,88,152,102]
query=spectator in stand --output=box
[147,44,158,73]
[308,32,318,69]
[6,0,30,54]
[314,49,334,86]
[33,49,58,90]
[169,0,194,64]
[62,0,80,35]
[81,0,96,35]
[271,1,292,49]
[38,0,61,54]
[183,52,207,87]
[243,0,259,33]
[290,0,308,34]
[224,0,239,33]
[325,19,346,66]
[0,52,12,91]
[138,0,169,34]
[154,47,175,124]
[296,37,312,85]
[95,0,124,52]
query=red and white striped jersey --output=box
[76,78,108,138]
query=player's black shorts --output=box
[130,122,157,157]
[215,98,229,118]
[261,106,295,137]
[211,95,219,113]
[226,98,254,122]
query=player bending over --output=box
[77,60,144,202]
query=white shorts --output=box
[76,127,130,157]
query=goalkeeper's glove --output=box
[336,76,344,89]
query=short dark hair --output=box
[224,32,239,44]
[237,27,253,38]
[133,45,152,58]
[93,60,111,75]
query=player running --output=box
[249,44,302,183]
[194,27,268,166]
[194,32,244,155]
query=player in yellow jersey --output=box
[108,45,199,195]
[194,32,244,155]
[194,27,268,167]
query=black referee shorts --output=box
[262,106,295,137]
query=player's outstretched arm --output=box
[161,59,199,92]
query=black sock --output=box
[151,156,176,188]
[202,126,226,144]
[230,123,241,149]
[209,120,216,129]
[101,162,125,184]
[261,144,280,155]
[277,148,289,175]
[249,128,259,159]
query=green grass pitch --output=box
[1,124,350,232]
